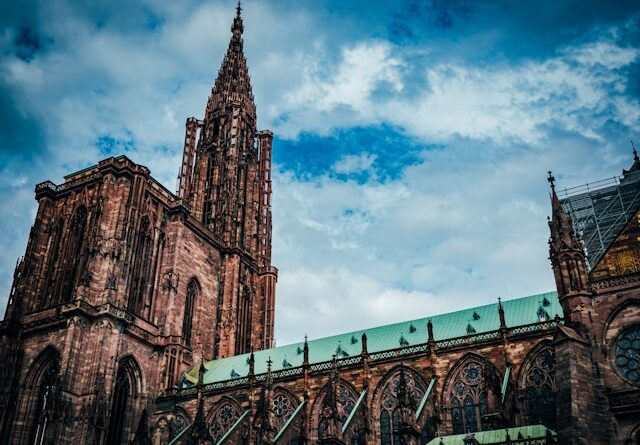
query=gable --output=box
[590,208,640,281]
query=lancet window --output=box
[183,278,199,346]
[128,216,154,317]
[106,366,131,444]
[51,206,88,304]
[29,357,59,444]
[522,347,556,429]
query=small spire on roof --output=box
[547,171,555,192]
[303,335,309,366]
[197,357,205,386]
[427,319,434,342]
[633,140,639,162]
[361,332,368,356]
[248,351,255,377]
[498,297,506,329]
[547,170,562,214]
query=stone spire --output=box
[205,0,255,119]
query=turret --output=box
[547,171,591,325]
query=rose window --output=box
[615,326,640,385]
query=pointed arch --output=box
[206,396,243,443]
[183,277,201,347]
[128,215,155,318]
[271,386,298,433]
[21,346,61,445]
[42,217,64,308]
[442,353,501,435]
[52,205,88,304]
[310,377,359,442]
[372,364,434,445]
[171,406,192,439]
[105,355,144,445]
[518,341,557,430]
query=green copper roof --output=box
[425,424,556,444]
[184,291,561,386]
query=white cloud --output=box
[333,152,377,174]
[273,40,640,145]
[1,1,639,348]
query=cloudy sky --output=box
[1,0,639,346]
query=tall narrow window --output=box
[106,366,131,445]
[523,348,556,429]
[183,279,199,346]
[29,360,59,445]
[43,219,63,308]
[128,216,154,317]
[55,206,88,304]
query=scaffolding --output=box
[558,168,640,271]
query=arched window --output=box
[376,367,434,445]
[522,347,556,429]
[208,401,241,443]
[315,381,358,440]
[29,357,59,444]
[183,279,199,346]
[42,219,63,308]
[106,366,130,444]
[128,216,154,317]
[446,359,498,434]
[272,390,296,432]
[105,357,141,445]
[53,206,88,304]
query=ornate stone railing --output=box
[590,272,640,291]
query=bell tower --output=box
[177,2,277,356]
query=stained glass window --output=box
[615,326,640,385]
[317,382,358,439]
[209,402,240,443]
[523,348,556,429]
[377,368,434,444]
[272,391,295,432]
[448,360,496,434]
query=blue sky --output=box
[1,0,639,345]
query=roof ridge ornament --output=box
[633,139,639,162]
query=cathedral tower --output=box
[178,3,276,357]
[0,5,276,444]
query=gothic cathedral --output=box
[1,4,640,445]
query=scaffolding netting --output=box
[559,168,640,271]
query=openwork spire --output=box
[206,1,254,116]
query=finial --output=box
[547,171,555,191]
[236,0,242,18]
[266,356,272,372]
[361,332,368,356]
[498,297,506,329]
[427,319,434,342]
[632,140,639,162]
[197,357,205,386]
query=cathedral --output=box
[1,4,640,445]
